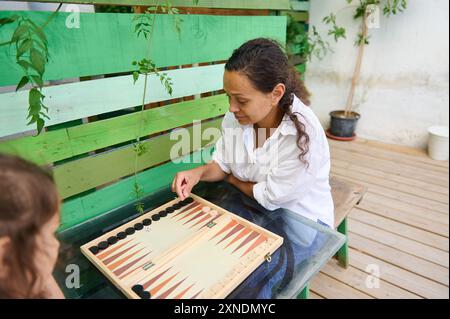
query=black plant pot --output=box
[329,110,361,138]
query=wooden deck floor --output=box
[310,138,449,299]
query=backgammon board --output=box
[81,194,283,299]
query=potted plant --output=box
[306,0,408,140]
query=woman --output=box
[172,38,334,228]
[0,154,64,298]
[171,38,334,299]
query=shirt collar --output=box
[279,94,302,136]
[279,118,298,136]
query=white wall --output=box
[306,0,449,149]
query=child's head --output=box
[0,154,60,298]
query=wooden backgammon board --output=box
[80,194,283,299]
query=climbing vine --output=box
[130,1,198,213]
[1,1,197,213]
[0,4,62,134]
[286,14,332,62]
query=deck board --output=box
[310,138,449,299]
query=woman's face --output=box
[223,70,276,125]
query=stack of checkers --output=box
[131,284,150,299]
[87,197,195,257]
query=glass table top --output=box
[55,181,345,299]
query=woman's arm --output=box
[200,161,228,182]
[226,174,256,199]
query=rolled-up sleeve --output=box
[211,135,231,174]
[253,161,318,210]
[253,135,323,211]
[211,113,235,174]
[253,181,280,210]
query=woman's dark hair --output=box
[225,38,311,164]
[0,154,59,298]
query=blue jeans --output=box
[200,183,330,299]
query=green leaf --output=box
[16,76,29,91]
[36,118,45,134]
[30,48,45,75]
[17,59,31,71]
[0,15,19,27]
[133,71,139,84]
[134,202,145,214]
[134,22,143,32]
[27,20,48,44]
[27,116,37,125]
[33,39,48,54]
[16,39,32,58]
[40,111,50,120]
[29,88,41,110]
[11,24,27,42]
[29,102,40,117]
[31,75,44,87]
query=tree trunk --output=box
[344,14,369,117]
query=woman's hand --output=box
[171,167,204,200]
[41,276,65,299]
[171,162,229,200]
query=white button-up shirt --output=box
[212,94,334,227]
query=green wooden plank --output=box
[297,284,310,299]
[0,12,286,86]
[280,11,308,22]
[290,1,310,11]
[59,147,214,231]
[0,129,73,165]
[0,94,228,165]
[46,119,85,165]
[337,218,349,268]
[47,119,98,199]
[0,64,224,137]
[54,118,222,199]
[8,0,291,10]
[137,0,291,9]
